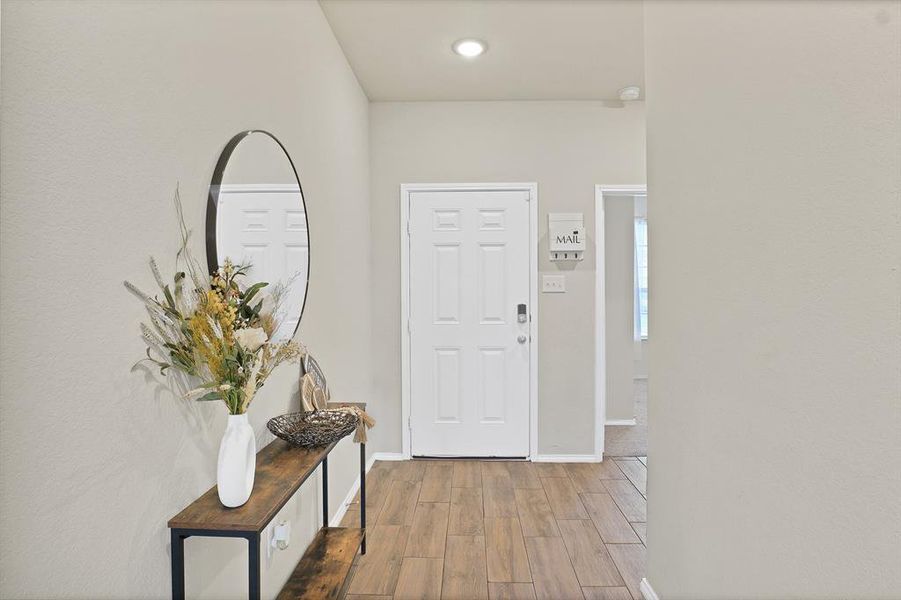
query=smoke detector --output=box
[618,86,641,101]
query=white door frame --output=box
[594,185,647,460]
[401,183,539,460]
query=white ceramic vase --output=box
[217,413,256,507]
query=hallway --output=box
[604,380,648,458]
[341,456,648,599]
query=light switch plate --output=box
[542,274,566,293]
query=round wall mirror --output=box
[206,130,309,342]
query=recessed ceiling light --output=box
[452,38,487,58]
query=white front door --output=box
[408,188,532,457]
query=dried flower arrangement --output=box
[125,190,304,415]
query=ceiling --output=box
[319,0,644,102]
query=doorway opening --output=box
[400,183,539,459]
[595,185,648,459]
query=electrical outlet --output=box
[266,521,275,561]
[542,274,566,293]
[266,519,291,560]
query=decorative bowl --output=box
[267,410,358,448]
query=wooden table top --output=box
[168,438,336,533]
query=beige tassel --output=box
[352,407,376,443]
[325,406,376,443]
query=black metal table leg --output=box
[247,533,261,600]
[171,529,186,600]
[322,455,329,526]
[360,442,366,555]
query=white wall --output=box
[634,340,648,380]
[0,2,372,598]
[605,194,637,422]
[369,101,645,456]
[645,1,901,598]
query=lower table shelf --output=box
[277,527,364,600]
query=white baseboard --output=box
[327,452,410,526]
[606,418,637,426]
[328,453,378,527]
[372,452,406,461]
[640,578,659,600]
[533,454,601,463]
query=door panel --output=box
[410,189,531,457]
[435,347,462,422]
[433,244,462,323]
[478,244,507,323]
[478,347,506,422]
[215,186,308,340]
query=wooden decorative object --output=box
[301,353,330,412]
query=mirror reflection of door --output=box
[215,185,308,341]
[208,131,310,343]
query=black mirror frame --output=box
[206,129,310,340]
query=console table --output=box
[167,412,366,600]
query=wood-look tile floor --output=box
[604,380,647,458]
[341,456,648,600]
